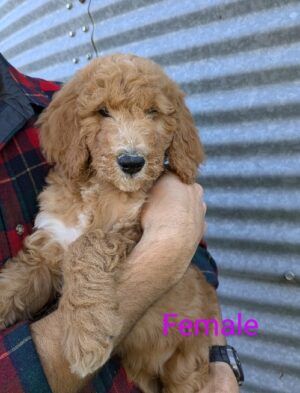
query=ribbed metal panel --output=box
[1,1,300,392]
[0,0,94,80]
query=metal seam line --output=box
[87,0,98,58]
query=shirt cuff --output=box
[0,321,52,393]
[191,243,219,289]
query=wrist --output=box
[210,362,240,392]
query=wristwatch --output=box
[209,345,244,386]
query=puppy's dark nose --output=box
[117,154,145,175]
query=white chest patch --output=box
[34,212,86,247]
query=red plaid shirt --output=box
[0,54,218,393]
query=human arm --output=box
[144,176,239,393]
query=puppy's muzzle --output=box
[117,154,145,175]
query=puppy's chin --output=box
[109,168,161,193]
[114,173,150,193]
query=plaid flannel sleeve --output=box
[0,322,52,393]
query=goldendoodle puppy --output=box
[0,54,218,393]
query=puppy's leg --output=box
[60,228,136,378]
[0,230,63,328]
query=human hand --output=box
[199,362,240,393]
[141,172,206,251]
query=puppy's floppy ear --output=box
[36,79,89,180]
[168,90,204,184]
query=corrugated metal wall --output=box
[1,1,300,392]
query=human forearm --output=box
[116,229,199,343]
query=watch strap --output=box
[209,345,231,363]
[209,345,244,386]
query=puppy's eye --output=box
[146,107,159,116]
[98,107,111,117]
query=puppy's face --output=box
[80,73,177,192]
[39,55,204,190]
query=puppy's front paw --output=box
[66,336,114,378]
[63,313,123,378]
